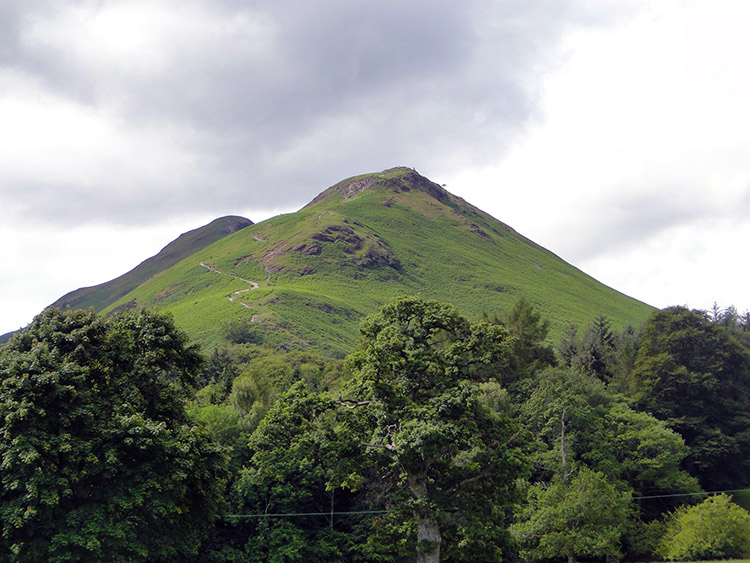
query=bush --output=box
[656,494,750,560]
[222,318,263,344]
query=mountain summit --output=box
[90,167,651,355]
[305,166,452,207]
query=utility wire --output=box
[225,509,387,519]
[224,488,750,519]
[632,487,750,500]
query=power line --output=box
[632,487,750,500]
[225,509,387,519]
[225,488,750,519]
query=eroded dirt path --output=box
[199,262,259,308]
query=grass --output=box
[52,216,252,312]
[103,168,655,356]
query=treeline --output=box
[2,299,750,562]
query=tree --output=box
[511,467,632,563]
[557,324,580,369]
[236,382,365,562]
[341,297,527,563]
[590,404,700,520]
[199,346,241,400]
[0,308,227,562]
[632,306,750,489]
[500,297,556,384]
[559,314,618,383]
[608,325,640,395]
[519,368,699,556]
[656,494,750,560]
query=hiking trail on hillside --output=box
[199,262,258,309]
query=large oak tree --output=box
[0,308,226,562]
[342,297,527,563]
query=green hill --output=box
[52,215,253,312]
[0,216,253,345]
[101,167,653,356]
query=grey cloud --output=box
[564,189,709,262]
[3,0,629,227]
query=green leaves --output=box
[235,383,364,560]
[512,467,632,562]
[0,307,226,562]
[656,494,750,560]
[342,296,527,561]
[633,306,750,490]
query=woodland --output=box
[2,297,750,562]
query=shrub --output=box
[222,318,263,344]
[656,494,750,560]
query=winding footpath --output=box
[199,262,259,308]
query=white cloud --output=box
[3,0,750,335]
[443,1,750,312]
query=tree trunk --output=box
[407,472,442,563]
[415,512,441,563]
[567,548,576,563]
[561,407,570,489]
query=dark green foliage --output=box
[226,349,338,431]
[576,314,617,381]
[521,368,614,481]
[558,315,620,382]
[235,383,366,562]
[200,347,242,397]
[0,308,227,562]
[592,405,700,503]
[500,297,556,384]
[656,494,750,560]
[223,319,264,345]
[632,306,750,490]
[521,368,696,496]
[608,324,640,394]
[192,346,342,483]
[342,296,528,562]
[520,367,698,557]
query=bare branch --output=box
[362,423,398,451]
[362,441,396,451]
[337,392,374,409]
[505,429,522,446]
[452,463,497,490]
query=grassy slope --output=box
[51,215,253,312]
[104,168,654,356]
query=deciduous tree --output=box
[632,306,750,489]
[0,308,226,562]
[342,297,527,563]
[512,467,632,563]
[656,494,750,561]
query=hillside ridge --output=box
[51,215,253,313]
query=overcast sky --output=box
[2,0,749,335]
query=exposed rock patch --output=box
[470,224,492,240]
[304,167,452,207]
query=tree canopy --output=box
[656,494,750,561]
[512,466,632,563]
[0,308,227,562]
[632,306,750,489]
[4,297,750,562]
[341,297,528,563]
